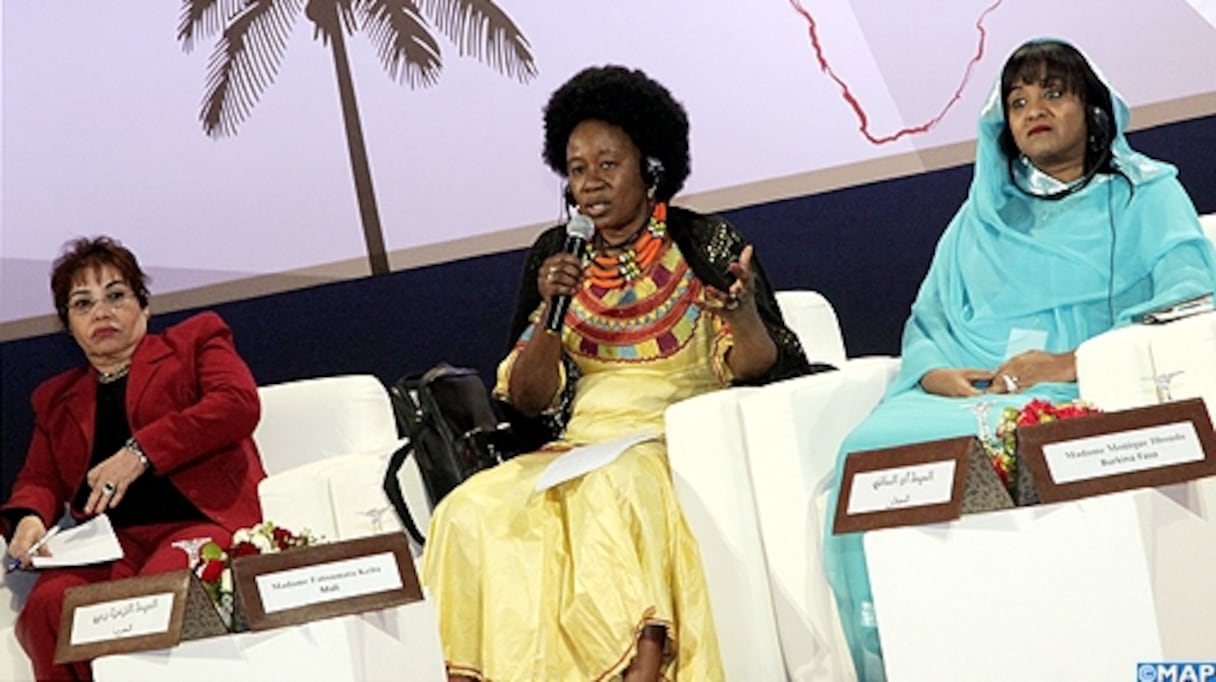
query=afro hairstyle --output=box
[542,65,690,202]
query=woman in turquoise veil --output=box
[823,38,1216,681]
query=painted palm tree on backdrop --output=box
[179,0,538,275]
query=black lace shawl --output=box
[505,205,827,384]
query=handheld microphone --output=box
[544,214,595,334]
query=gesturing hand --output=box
[704,245,758,321]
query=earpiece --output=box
[643,156,665,194]
[1087,106,1112,155]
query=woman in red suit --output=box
[1,236,267,680]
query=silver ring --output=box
[1002,375,1019,392]
[101,482,116,496]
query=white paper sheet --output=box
[32,514,124,568]
[535,433,659,492]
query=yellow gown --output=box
[421,237,728,681]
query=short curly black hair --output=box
[542,65,690,202]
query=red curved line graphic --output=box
[788,0,1005,145]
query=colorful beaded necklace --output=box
[586,203,668,289]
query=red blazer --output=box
[3,312,266,533]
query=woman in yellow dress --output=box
[421,65,824,681]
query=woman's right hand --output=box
[920,367,995,397]
[537,253,584,303]
[7,515,48,570]
[512,253,584,416]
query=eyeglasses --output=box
[67,288,135,316]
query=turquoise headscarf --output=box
[826,39,1216,682]
[891,39,1216,396]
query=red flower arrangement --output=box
[984,398,1102,490]
[190,521,320,629]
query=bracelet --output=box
[125,437,151,471]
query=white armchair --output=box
[253,374,431,553]
[0,375,432,682]
[666,291,898,681]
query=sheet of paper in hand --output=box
[535,432,660,492]
[33,514,123,568]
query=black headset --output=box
[1086,105,1113,157]
[565,156,665,209]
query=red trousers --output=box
[16,520,234,681]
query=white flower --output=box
[250,532,274,553]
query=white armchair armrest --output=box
[667,289,898,681]
[1200,212,1216,245]
[1077,313,1216,424]
[1,537,38,681]
[257,445,430,550]
[739,359,896,682]
[665,385,787,681]
[253,375,430,554]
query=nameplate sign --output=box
[54,570,227,664]
[69,592,175,645]
[1020,398,1216,504]
[1043,421,1204,483]
[845,460,957,515]
[256,551,402,614]
[233,532,422,632]
[834,437,973,534]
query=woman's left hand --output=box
[704,245,759,321]
[706,244,779,380]
[83,445,149,515]
[988,349,1077,394]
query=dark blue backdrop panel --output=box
[3,114,1214,503]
